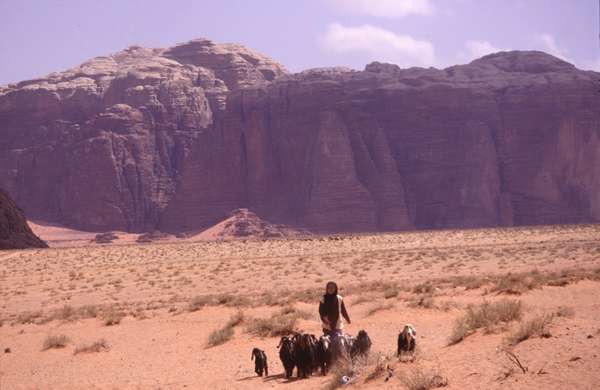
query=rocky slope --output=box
[0,190,47,249]
[1,40,599,233]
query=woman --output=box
[318,281,351,337]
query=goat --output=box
[293,333,317,378]
[350,330,372,359]
[251,348,268,377]
[277,336,295,379]
[315,335,332,375]
[397,324,417,356]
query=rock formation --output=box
[0,190,48,249]
[189,208,311,240]
[1,40,599,234]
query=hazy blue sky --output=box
[1,0,598,84]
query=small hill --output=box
[188,209,310,241]
[0,190,48,249]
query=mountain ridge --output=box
[1,39,598,233]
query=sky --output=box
[1,0,599,85]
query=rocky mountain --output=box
[0,190,48,249]
[1,39,599,233]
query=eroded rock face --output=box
[0,39,286,232]
[1,44,599,233]
[0,190,47,249]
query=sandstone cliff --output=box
[1,40,598,233]
[0,190,48,249]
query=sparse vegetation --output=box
[400,366,448,390]
[383,286,400,299]
[504,313,554,345]
[490,271,544,295]
[448,299,523,345]
[207,325,235,347]
[42,334,70,350]
[554,306,575,318]
[74,339,109,354]
[408,294,436,309]
[188,295,213,311]
[225,310,245,328]
[245,306,308,337]
[324,358,354,390]
[102,308,125,326]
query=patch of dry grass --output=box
[74,339,109,354]
[207,326,235,347]
[408,294,436,309]
[504,313,554,346]
[102,308,125,326]
[400,366,448,390]
[42,334,70,351]
[188,295,213,312]
[246,306,307,337]
[324,358,354,390]
[448,299,523,345]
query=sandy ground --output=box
[1,224,599,389]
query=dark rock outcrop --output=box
[1,42,599,234]
[0,190,47,249]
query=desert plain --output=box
[1,223,599,389]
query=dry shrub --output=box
[42,334,70,351]
[54,305,75,321]
[214,293,251,308]
[207,325,234,347]
[188,295,212,311]
[77,304,99,319]
[412,282,434,294]
[16,310,42,324]
[102,308,125,326]
[278,305,312,320]
[448,299,522,345]
[324,357,354,390]
[288,288,321,303]
[408,294,435,309]
[246,307,306,337]
[74,339,109,354]
[451,275,488,290]
[383,286,400,299]
[448,317,471,345]
[361,352,393,382]
[256,291,290,307]
[504,313,553,346]
[366,301,394,316]
[225,310,245,328]
[345,280,402,296]
[400,366,448,390]
[491,272,542,295]
[554,306,575,318]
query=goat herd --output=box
[251,324,417,381]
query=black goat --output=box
[350,330,372,359]
[277,336,295,379]
[315,335,333,375]
[293,333,317,378]
[251,348,268,377]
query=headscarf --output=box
[322,281,340,329]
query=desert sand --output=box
[1,224,599,389]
